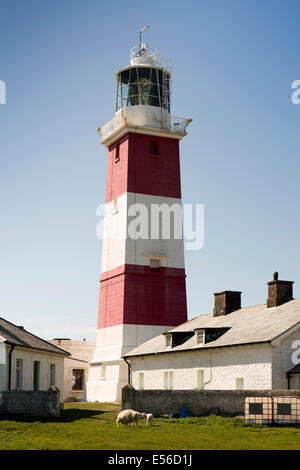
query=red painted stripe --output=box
[105,132,182,203]
[97,264,187,329]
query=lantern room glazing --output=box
[116,65,171,113]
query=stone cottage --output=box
[0,317,69,398]
[123,274,300,391]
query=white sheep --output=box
[142,413,153,426]
[116,409,144,427]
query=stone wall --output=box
[122,385,300,416]
[1,389,60,417]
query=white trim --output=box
[101,124,186,147]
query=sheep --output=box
[116,409,144,427]
[142,412,153,426]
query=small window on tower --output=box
[150,258,161,271]
[149,139,159,156]
[115,144,120,163]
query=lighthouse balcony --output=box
[99,105,191,146]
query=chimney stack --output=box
[267,272,294,308]
[213,291,241,317]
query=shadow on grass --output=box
[0,408,112,424]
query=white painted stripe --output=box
[91,323,172,363]
[101,192,185,273]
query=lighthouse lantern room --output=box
[87,35,191,402]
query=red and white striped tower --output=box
[87,41,191,402]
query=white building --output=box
[124,274,300,391]
[50,338,95,402]
[0,317,69,398]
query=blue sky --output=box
[1,0,300,340]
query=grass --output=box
[1,402,300,449]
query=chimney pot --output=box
[267,272,294,307]
[213,291,241,317]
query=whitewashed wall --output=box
[0,341,8,399]
[4,346,65,393]
[49,339,95,402]
[272,325,300,389]
[87,359,128,402]
[130,344,273,391]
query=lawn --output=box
[1,402,300,450]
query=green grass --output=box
[1,402,300,449]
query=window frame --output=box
[138,372,144,390]
[165,334,172,348]
[197,369,204,390]
[195,329,205,345]
[164,370,174,390]
[15,358,23,390]
[72,369,85,391]
[101,364,106,380]
[49,363,56,387]
[149,139,159,156]
[236,377,244,390]
[115,143,120,163]
[33,361,40,391]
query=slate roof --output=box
[0,317,70,356]
[124,298,300,358]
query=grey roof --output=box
[124,298,300,358]
[0,317,70,356]
[288,363,300,375]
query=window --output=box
[112,199,118,215]
[164,371,173,390]
[138,373,144,390]
[294,376,300,389]
[115,144,120,163]
[72,369,84,391]
[196,330,205,345]
[249,403,263,415]
[33,361,40,391]
[197,370,204,390]
[15,359,23,390]
[165,334,172,348]
[50,364,56,387]
[277,403,291,415]
[149,139,159,155]
[101,364,106,379]
[150,258,161,271]
[236,378,244,390]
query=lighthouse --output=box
[87,37,191,402]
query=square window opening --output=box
[115,144,120,163]
[149,139,159,156]
[150,258,161,271]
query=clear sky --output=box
[1,0,300,341]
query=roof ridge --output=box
[0,317,70,356]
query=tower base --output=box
[86,323,173,402]
[86,359,127,403]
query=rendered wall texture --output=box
[129,345,273,391]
